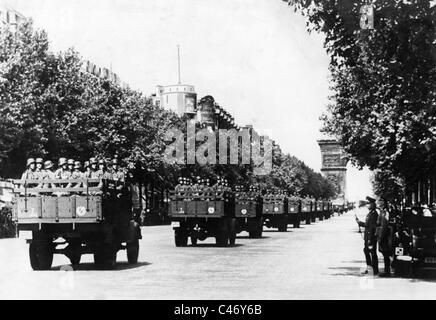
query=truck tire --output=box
[293,217,300,229]
[228,218,236,246]
[319,214,324,221]
[249,217,263,238]
[29,241,53,271]
[94,243,117,270]
[127,239,139,264]
[191,236,198,246]
[216,219,229,247]
[278,215,288,232]
[175,230,188,247]
[69,242,82,266]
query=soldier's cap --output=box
[67,159,75,165]
[59,158,67,166]
[44,160,53,169]
[112,159,119,165]
[36,158,44,164]
[26,158,35,166]
[89,157,97,164]
[366,196,376,204]
[84,161,90,168]
[74,161,82,169]
[98,159,106,165]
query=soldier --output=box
[42,160,56,190]
[53,158,71,195]
[111,159,126,183]
[89,157,98,176]
[67,159,75,175]
[71,161,83,189]
[377,199,393,277]
[21,158,36,181]
[356,196,379,275]
[83,161,92,178]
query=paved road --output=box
[0,209,435,300]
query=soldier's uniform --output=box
[71,161,84,188]
[21,158,36,181]
[356,196,379,275]
[42,160,56,190]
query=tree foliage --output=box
[286,0,436,186]
[0,20,336,199]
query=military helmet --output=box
[112,158,119,165]
[35,158,44,164]
[59,158,67,166]
[98,159,106,165]
[26,158,35,167]
[44,160,54,169]
[74,161,82,170]
[89,157,97,165]
[67,159,75,165]
[84,161,90,169]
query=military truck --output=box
[234,191,263,238]
[168,187,236,247]
[287,196,301,228]
[393,206,436,276]
[11,178,141,270]
[262,194,288,232]
[315,200,324,221]
[300,198,312,225]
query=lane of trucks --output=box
[9,177,435,278]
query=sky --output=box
[2,0,373,201]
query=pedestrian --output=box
[377,199,393,277]
[356,196,379,275]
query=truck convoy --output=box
[168,183,334,245]
[11,178,141,270]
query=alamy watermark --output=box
[163,121,273,175]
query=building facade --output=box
[154,84,197,116]
[0,5,26,31]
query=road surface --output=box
[0,209,435,299]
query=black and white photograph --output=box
[0,0,435,304]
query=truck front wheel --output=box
[278,215,288,232]
[175,229,188,247]
[29,241,53,271]
[127,239,139,264]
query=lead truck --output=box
[11,178,141,270]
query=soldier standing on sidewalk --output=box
[356,196,379,275]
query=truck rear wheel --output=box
[216,219,229,247]
[175,229,188,247]
[127,239,139,264]
[249,217,263,238]
[278,215,288,232]
[68,242,82,266]
[228,218,236,246]
[293,217,300,229]
[94,243,117,270]
[29,241,53,271]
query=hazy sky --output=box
[2,0,372,200]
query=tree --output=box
[286,0,436,189]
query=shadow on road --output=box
[236,235,271,239]
[191,244,244,248]
[51,261,152,271]
[328,266,363,277]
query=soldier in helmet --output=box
[20,158,38,194]
[83,161,91,178]
[111,158,126,183]
[53,158,71,195]
[21,158,36,181]
[71,161,83,189]
[42,160,56,190]
[89,158,98,176]
[67,159,75,176]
